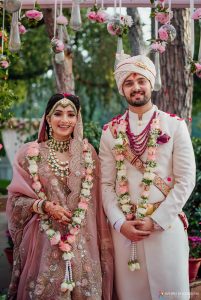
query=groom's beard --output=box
[125,91,151,107]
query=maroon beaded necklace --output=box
[125,110,157,157]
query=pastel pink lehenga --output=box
[6,113,114,300]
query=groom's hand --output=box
[120,220,151,242]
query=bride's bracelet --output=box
[32,199,47,214]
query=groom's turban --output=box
[114,54,156,96]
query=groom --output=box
[99,54,196,300]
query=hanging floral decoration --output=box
[18,22,27,35]
[51,38,65,54]
[87,4,109,23]
[57,15,68,26]
[107,15,133,37]
[150,0,176,54]
[26,139,95,292]
[0,55,10,69]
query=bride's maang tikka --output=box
[47,98,77,116]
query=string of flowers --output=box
[190,7,201,78]
[26,139,95,292]
[113,112,161,271]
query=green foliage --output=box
[83,121,102,152]
[0,82,18,122]
[0,179,10,195]
[184,138,201,237]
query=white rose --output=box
[128,263,136,272]
[115,137,124,146]
[119,197,130,205]
[121,204,132,213]
[62,252,74,260]
[28,164,38,174]
[41,223,50,231]
[137,207,147,215]
[81,188,90,197]
[135,262,140,270]
[46,229,55,237]
[85,153,92,163]
[143,172,155,181]
[117,169,127,178]
[72,216,82,224]
[60,282,68,292]
[82,182,91,189]
[29,159,37,166]
[67,283,74,291]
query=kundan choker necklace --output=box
[47,137,71,153]
[47,137,71,179]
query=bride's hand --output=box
[44,202,72,225]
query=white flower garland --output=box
[113,114,161,271]
[26,139,95,292]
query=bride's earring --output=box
[49,125,53,138]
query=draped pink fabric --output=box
[6,113,114,300]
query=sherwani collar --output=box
[128,104,157,122]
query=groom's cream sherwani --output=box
[99,105,196,300]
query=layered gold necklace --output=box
[47,137,71,180]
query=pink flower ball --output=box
[107,23,117,36]
[56,15,68,25]
[25,10,43,21]
[55,40,64,52]
[118,185,128,195]
[155,12,172,24]
[0,60,9,69]
[158,27,169,41]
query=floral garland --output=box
[113,112,161,270]
[26,139,95,292]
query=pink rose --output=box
[85,174,93,182]
[56,15,68,25]
[19,23,26,35]
[148,147,156,155]
[115,154,124,161]
[147,154,156,161]
[87,11,97,21]
[126,213,134,220]
[25,10,43,21]
[195,63,201,71]
[0,60,9,69]
[66,234,76,244]
[86,168,93,175]
[33,174,39,181]
[107,23,117,36]
[50,232,61,245]
[59,241,72,252]
[78,202,88,210]
[141,190,150,198]
[70,227,79,235]
[27,145,39,157]
[96,11,108,23]
[32,181,42,192]
[118,185,128,195]
[192,8,201,20]
[0,144,3,150]
[155,12,172,24]
[55,40,64,52]
[158,27,169,41]
[150,42,166,54]
[80,196,89,203]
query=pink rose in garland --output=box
[25,10,43,21]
